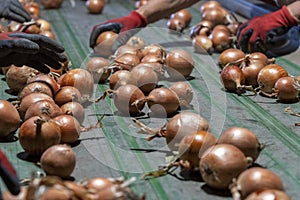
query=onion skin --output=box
[27,74,60,95]
[199,144,252,190]
[24,99,62,120]
[232,167,284,199]
[53,115,81,144]
[274,76,299,102]
[192,35,213,54]
[218,127,263,162]
[54,86,82,107]
[257,64,288,95]
[113,53,141,71]
[18,116,61,156]
[209,25,232,52]
[0,100,21,138]
[170,9,192,28]
[244,189,291,200]
[178,130,217,169]
[109,70,136,90]
[165,111,210,151]
[40,144,76,178]
[167,17,187,32]
[165,49,194,79]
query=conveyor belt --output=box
[1,0,300,199]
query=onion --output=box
[23,2,40,19]
[220,65,246,93]
[5,65,39,94]
[83,177,114,192]
[24,99,63,121]
[18,81,53,100]
[112,53,141,71]
[38,186,74,200]
[134,111,210,151]
[140,54,164,64]
[218,48,246,69]
[257,64,288,95]
[109,70,136,90]
[133,87,180,116]
[36,19,52,31]
[86,0,105,14]
[201,7,228,25]
[40,144,76,178]
[27,74,60,95]
[0,100,21,138]
[94,31,118,58]
[99,84,145,116]
[209,25,232,52]
[40,30,56,40]
[169,81,193,107]
[61,102,85,125]
[41,0,64,9]
[231,167,284,200]
[59,68,94,99]
[190,20,214,38]
[178,130,217,169]
[53,115,81,144]
[85,57,111,83]
[274,76,299,102]
[126,36,146,49]
[140,44,166,59]
[165,49,194,80]
[135,62,165,80]
[130,65,158,94]
[18,116,61,156]
[170,9,192,28]
[54,86,82,107]
[200,1,222,13]
[227,21,242,35]
[19,93,54,120]
[114,44,142,59]
[167,17,187,32]
[199,144,252,189]
[218,127,263,162]
[192,35,213,54]
[245,189,291,200]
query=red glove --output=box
[89,11,147,49]
[237,6,298,53]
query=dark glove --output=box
[89,11,147,49]
[0,0,31,23]
[0,32,67,73]
[237,6,298,53]
[0,149,20,195]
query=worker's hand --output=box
[237,6,298,53]
[0,32,67,73]
[0,0,31,23]
[89,11,147,49]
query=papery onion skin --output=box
[165,111,210,151]
[192,35,213,54]
[86,57,111,83]
[18,116,61,156]
[178,130,217,169]
[169,81,194,106]
[220,65,245,93]
[54,86,82,107]
[27,74,60,95]
[130,65,158,94]
[209,25,232,52]
[244,189,291,200]
[170,9,192,28]
[257,64,288,94]
[217,127,262,162]
[94,31,118,58]
[0,100,21,138]
[113,53,141,71]
[199,144,251,190]
[233,167,284,199]
[53,115,81,144]
[40,144,76,178]
[109,70,136,90]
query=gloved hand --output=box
[0,0,31,23]
[89,11,147,49]
[0,149,20,195]
[237,6,298,53]
[0,32,67,73]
